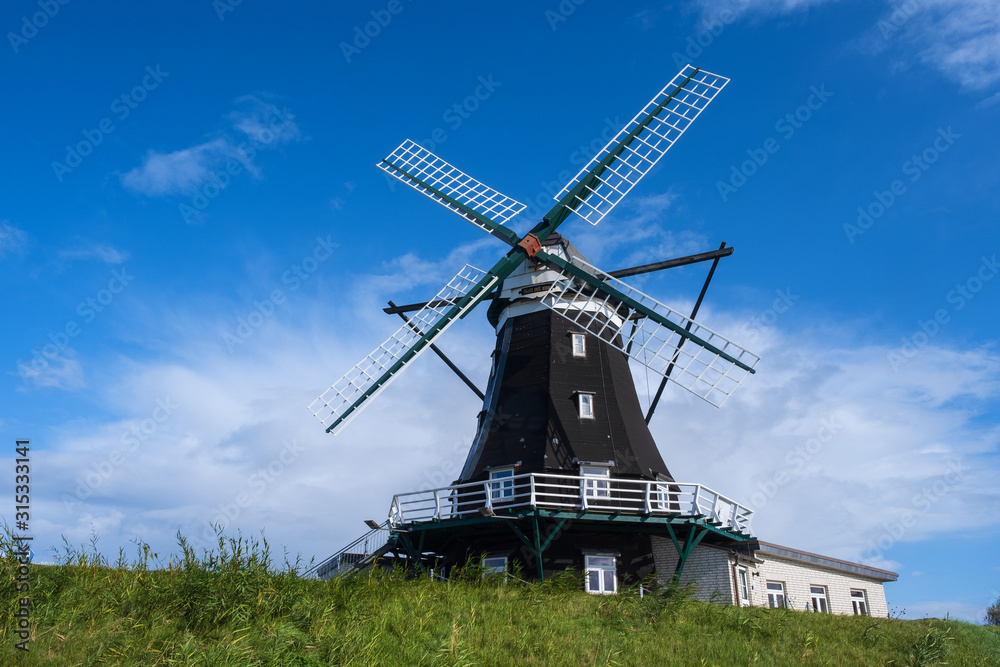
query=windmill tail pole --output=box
[645,242,727,424]
[388,300,485,400]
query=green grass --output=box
[2,531,999,666]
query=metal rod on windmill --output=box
[387,299,485,400]
[645,241,728,424]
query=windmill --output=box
[308,66,761,587]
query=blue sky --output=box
[2,0,998,621]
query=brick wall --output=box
[650,536,736,604]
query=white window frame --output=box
[737,567,750,606]
[580,464,610,499]
[571,332,586,357]
[482,555,508,578]
[584,554,617,595]
[488,467,515,502]
[766,581,786,608]
[577,392,595,419]
[851,589,869,616]
[809,585,829,613]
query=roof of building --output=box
[756,541,898,582]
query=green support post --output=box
[501,515,568,582]
[395,532,424,574]
[533,516,544,580]
[664,524,709,583]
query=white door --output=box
[737,567,750,606]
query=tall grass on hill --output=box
[2,527,999,665]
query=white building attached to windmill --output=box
[653,538,896,616]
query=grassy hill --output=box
[2,533,998,666]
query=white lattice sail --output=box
[555,66,729,226]
[539,258,759,407]
[310,264,497,434]
[379,140,526,234]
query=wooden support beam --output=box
[608,246,733,279]
[388,300,485,400]
[382,246,734,315]
[646,242,727,424]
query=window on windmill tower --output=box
[488,467,515,502]
[584,554,617,595]
[580,465,611,499]
[571,333,586,357]
[765,581,787,608]
[809,585,829,613]
[577,392,595,419]
[851,589,869,616]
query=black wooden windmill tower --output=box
[308,66,761,590]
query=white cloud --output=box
[975,89,1000,107]
[59,240,130,264]
[121,138,237,196]
[0,220,28,256]
[909,0,1000,90]
[15,246,999,593]
[568,191,709,269]
[121,96,300,197]
[695,0,843,20]
[38,315,485,563]
[229,95,301,145]
[698,0,1000,91]
[644,320,1000,570]
[15,352,85,390]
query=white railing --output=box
[307,521,392,579]
[389,473,753,535]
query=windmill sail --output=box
[537,255,759,407]
[310,264,498,434]
[379,139,525,241]
[553,66,729,227]
[311,68,753,436]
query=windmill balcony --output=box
[389,473,754,536]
